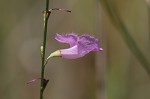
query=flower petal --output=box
[78,34,102,56]
[55,33,78,47]
[51,33,103,59]
[60,45,79,59]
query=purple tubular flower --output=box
[54,33,103,59]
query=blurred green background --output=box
[0,0,150,99]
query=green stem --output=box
[148,6,150,51]
[40,0,49,99]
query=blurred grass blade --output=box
[99,0,150,76]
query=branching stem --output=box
[40,0,49,99]
[40,1,71,98]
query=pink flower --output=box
[52,33,103,59]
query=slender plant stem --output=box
[40,0,49,99]
[148,6,150,51]
[39,2,71,98]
